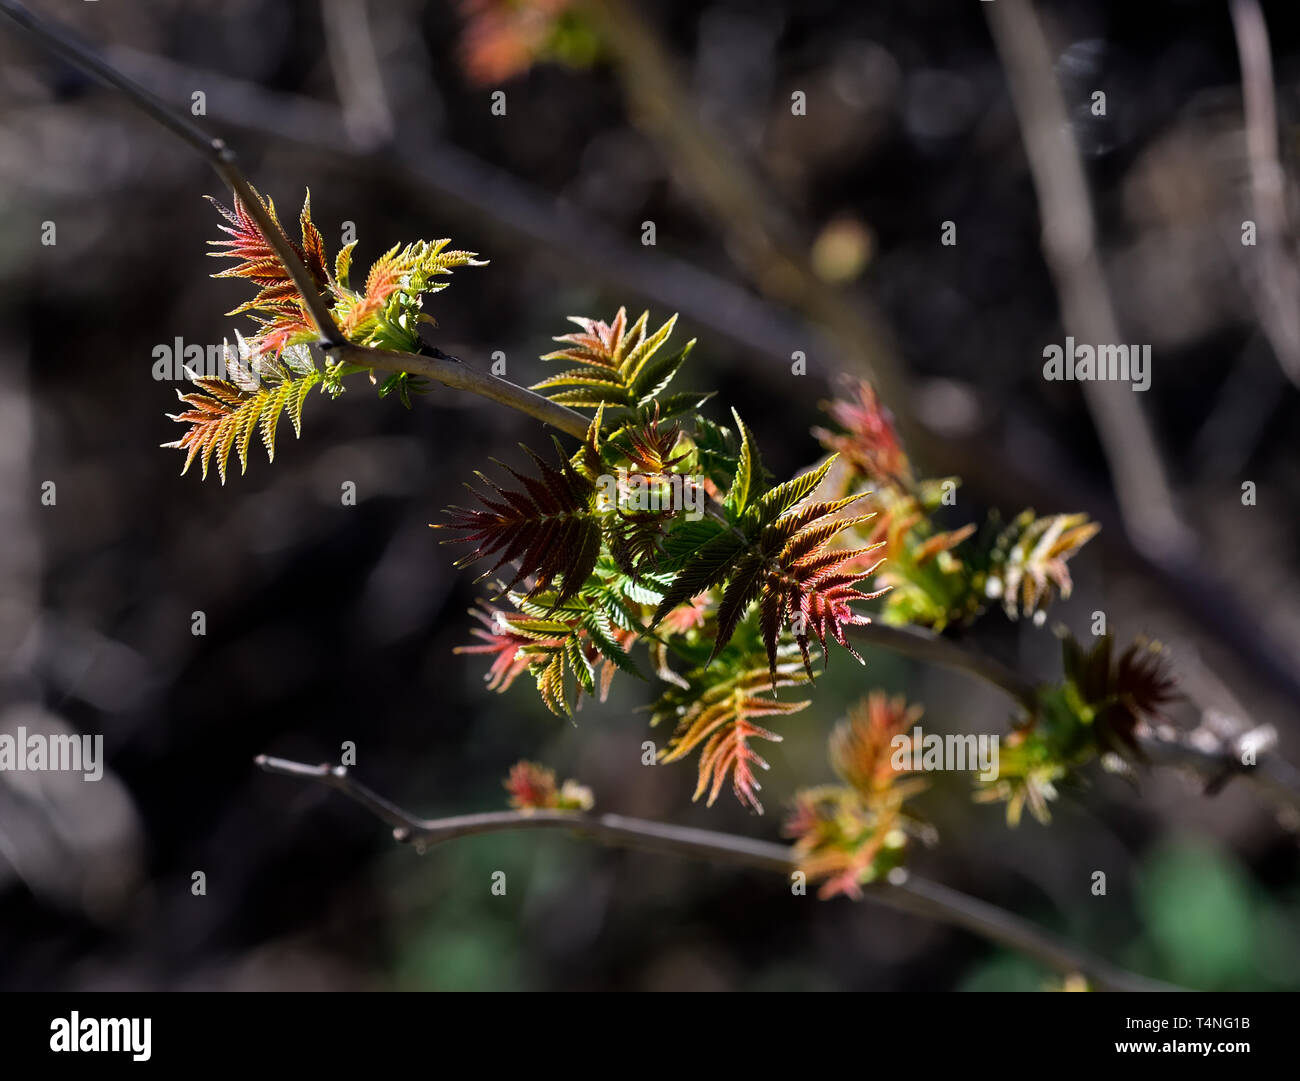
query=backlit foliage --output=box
[975,633,1177,825]
[813,380,1098,629]
[165,187,483,481]
[163,336,325,483]
[456,0,598,85]
[504,760,593,812]
[785,692,931,898]
[441,321,1117,812]
[437,313,894,808]
[652,632,813,814]
[178,197,1184,830]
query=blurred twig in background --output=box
[984,0,1192,565]
[578,0,915,438]
[1229,0,1300,387]
[320,0,395,151]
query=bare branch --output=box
[254,754,1175,992]
[320,0,395,150]
[1136,720,1300,821]
[578,0,916,440]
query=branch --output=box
[254,754,1175,992]
[334,343,588,438]
[0,0,588,442]
[854,621,1300,819]
[1136,720,1300,820]
[319,0,395,151]
[578,0,916,439]
[853,622,1037,708]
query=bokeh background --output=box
[2,0,1300,991]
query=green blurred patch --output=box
[959,835,1300,991]
[1131,835,1300,991]
[959,952,1053,992]
[387,830,541,991]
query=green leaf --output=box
[532,367,628,391]
[746,455,838,529]
[631,337,693,403]
[620,312,678,383]
[565,634,596,695]
[545,385,637,408]
[334,240,357,289]
[659,517,726,568]
[651,528,746,625]
[581,607,644,679]
[724,407,756,516]
[652,389,715,419]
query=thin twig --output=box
[254,754,1175,991]
[320,0,395,150]
[578,0,915,438]
[1136,720,1300,820]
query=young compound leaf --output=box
[437,441,605,606]
[163,343,323,482]
[533,308,693,416]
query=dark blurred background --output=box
[2,0,1300,991]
